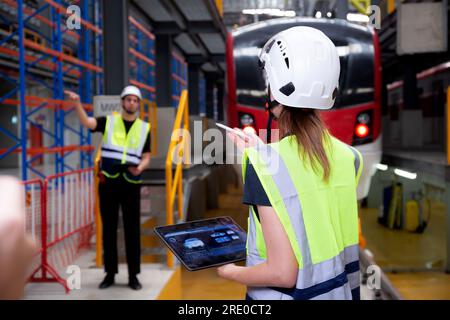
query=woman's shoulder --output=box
[327,134,350,150]
[327,134,362,163]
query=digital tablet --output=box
[154,216,247,271]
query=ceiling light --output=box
[375,163,388,171]
[394,168,417,180]
[347,13,369,23]
[242,9,296,17]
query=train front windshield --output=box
[233,22,375,109]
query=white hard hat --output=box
[120,85,142,100]
[259,26,340,110]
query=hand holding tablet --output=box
[155,217,246,271]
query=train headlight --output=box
[353,110,373,145]
[355,123,369,138]
[239,113,254,127]
[357,112,370,124]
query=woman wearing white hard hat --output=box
[65,85,151,290]
[218,27,363,300]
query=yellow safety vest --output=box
[242,133,363,300]
[101,114,150,183]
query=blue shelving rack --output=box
[171,52,187,108]
[0,0,103,180]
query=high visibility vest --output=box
[100,114,150,183]
[242,133,363,300]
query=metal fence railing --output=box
[23,168,95,293]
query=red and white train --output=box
[225,18,382,199]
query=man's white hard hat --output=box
[259,26,340,110]
[120,85,142,100]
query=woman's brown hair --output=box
[277,107,331,182]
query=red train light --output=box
[355,123,369,138]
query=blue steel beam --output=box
[0,144,20,161]
[0,87,19,104]
[0,126,20,143]
[18,0,28,180]
[28,165,46,180]
[0,72,18,85]
[26,102,49,119]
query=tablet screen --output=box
[155,216,247,271]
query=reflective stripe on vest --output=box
[348,145,363,185]
[344,145,363,298]
[122,172,143,184]
[242,135,362,300]
[101,115,150,165]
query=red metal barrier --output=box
[23,168,95,293]
[22,179,46,282]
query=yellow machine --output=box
[405,191,430,233]
[387,182,402,229]
[404,198,420,232]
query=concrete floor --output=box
[361,205,450,299]
[24,251,175,300]
[361,206,446,270]
[181,185,247,300]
